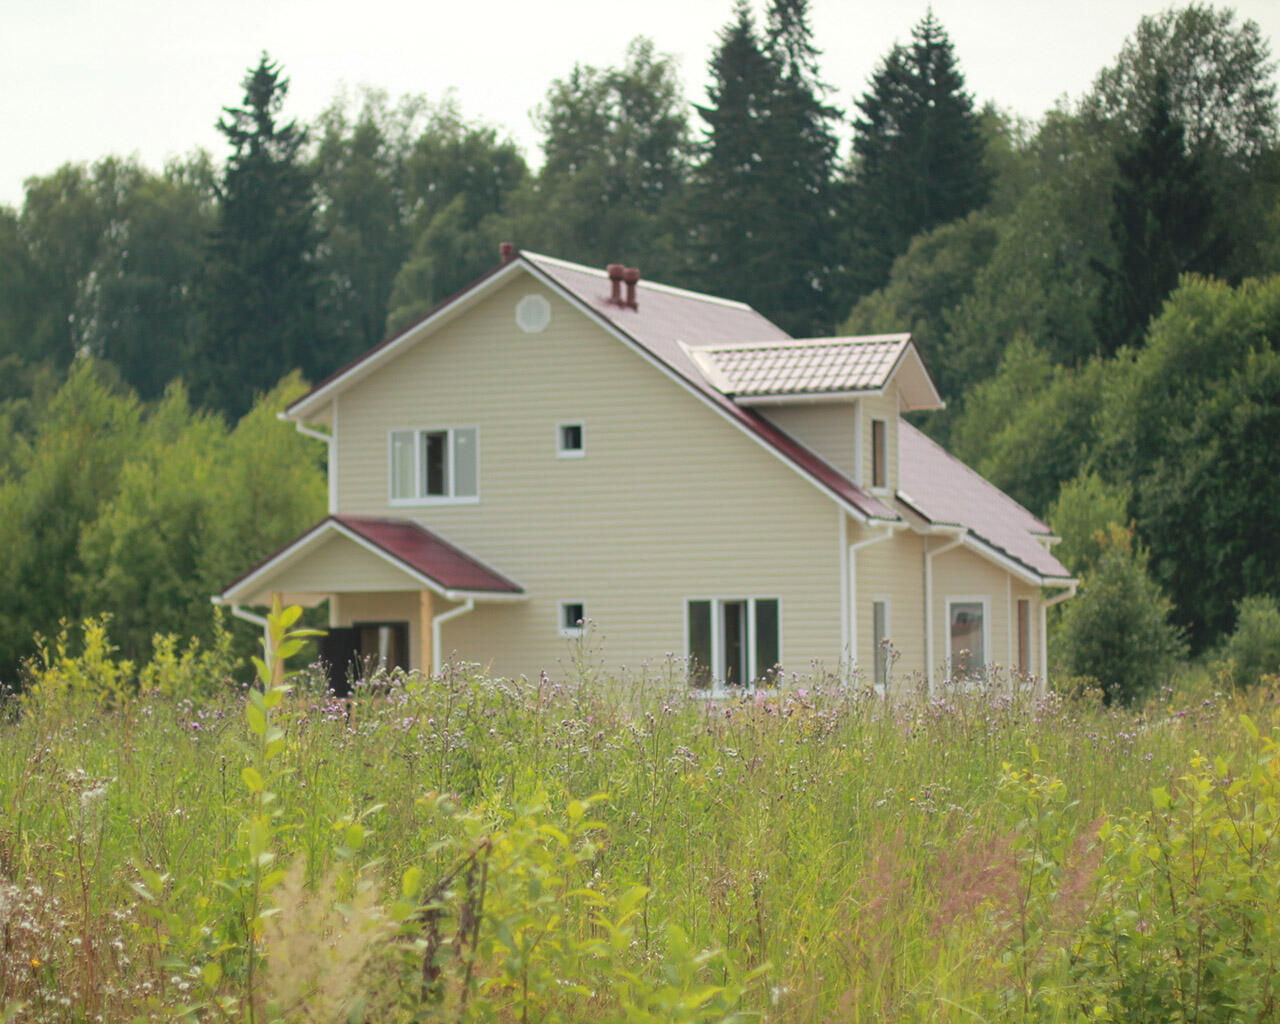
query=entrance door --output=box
[319,627,361,697]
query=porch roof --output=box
[217,515,525,606]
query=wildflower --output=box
[30,956,41,968]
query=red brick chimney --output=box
[606,263,625,305]
[499,241,515,263]
[623,267,640,310]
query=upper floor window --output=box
[389,427,478,503]
[871,418,887,489]
[557,422,585,458]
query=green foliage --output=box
[1057,525,1186,703]
[0,366,323,687]
[843,10,991,302]
[191,55,325,419]
[526,37,690,278]
[1100,276,1280,647]
[0,360,142,682]
[1214,595,1280,690]
[385,97,527,335]
[950,339,1107,515]
[1072,727,1280,1022]
[1093,70,1222,356]
[1046,471,1132,577]
[686,2,841,335]
[840,211,1000,402]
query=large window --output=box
[947,598,988,677]
[390,427,478,503]
[686,597,780,687]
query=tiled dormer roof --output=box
[686,335,911,397]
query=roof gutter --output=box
[431,599,474,675]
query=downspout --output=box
[923,531,965,694]
[1039,584,1077,693]
[847,523,897,679]
[431,599,475,676]
[288,416,336,514]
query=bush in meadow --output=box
[1057,524,1185,703]
[1214,594,1280,691]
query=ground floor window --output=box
[686,597,779,687]
[947,599,987,677]
[1017,598,1032,675]
[872,599,890,688]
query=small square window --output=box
[559,602,586,637]
[557,422,584,458]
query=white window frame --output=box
[683,596,782,689]
[556,421,585,459]
[945,595,991,677]
[558,601,586,638]
[871,596,891,691]
[387,426,480,506]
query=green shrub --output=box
[1214,594,1280,690]
[1056,524,1185,703]
[1070,717,1280,1022]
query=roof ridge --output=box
[899,420,1051,532]
[694,334,910,353]
[521,250,760,312]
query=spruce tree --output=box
[191,55,325,419]
[1092,70,1220,355]
[687,0,840,336]
[844,11,990,304]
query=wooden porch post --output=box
[418,590,434,676]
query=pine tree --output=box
[687,0,840,336]
[844,11,991,304]
[1092,70,1220,355]
[190,55,325,419]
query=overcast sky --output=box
[3,0,1278,208]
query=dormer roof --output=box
[684,334,943,409]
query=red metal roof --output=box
[335,516,524,594]
[219,515,524,600]
[898,423,1072,580]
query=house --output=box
[216,247,1076,691]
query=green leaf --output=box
[403,865,422,899]
[1151,786,1171,810]
[262,686,285,709]
[246,703,266,737]
[242,767,264,793]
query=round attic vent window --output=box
[515,294,552,333]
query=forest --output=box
[1,1,1279,694]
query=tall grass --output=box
[1,625,1277,1021]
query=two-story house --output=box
[216,247,1075,691]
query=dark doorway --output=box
[318,621,410,696]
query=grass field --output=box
[2,618,1278,1022]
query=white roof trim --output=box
[218,519,526,605]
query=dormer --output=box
[685,334,943,497]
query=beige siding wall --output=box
[251,535,418,596]
[930,544,1041,683]
[761,404,856,480]
[858,392,900,494]
[847,525,1045,689]
[850,523,926,684]
[330,274,844,680]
